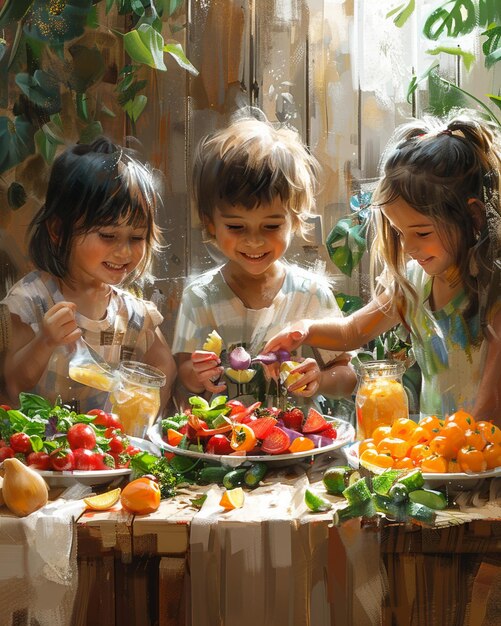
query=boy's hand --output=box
[191,350,226,393]
[263,320,311,355]
[42,302,81,347]
[285,358,320,398]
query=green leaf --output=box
[163,42,199,75]
[30,434,44,452]
[24,0,94,44]
[35,126,60,164]
[76,92,89,121]
[123,94,147,122]
[485,46,501,69]
[123,24,167,70]
[423,0,477,40]
[7,182,27,209]
[425,45,476,71]
[335,292,363,315]
[189,396,209,410]
[0,115,35,175]
[387,0,415,28]
[15,70,61,113]
[406,61,439,104]
[330,246,353,277]
[479,0,501,26]
[79,120,103,144]
[487,94,501,112]
[0,0,33,29]
[100,103,116,118]
[105,0,115,13]
[481,24,501,57]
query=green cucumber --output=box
[244,462,267,488]
[408,489,447,510]
[405,501,437,525]
[388,482,409,504]
[212,413,230,429]
[342,477,372,505]
[333,499,376,525]
[223,468,248,489]
[372,470,401,495]
[398,469,425,492]
[196,465,229,485]
[373,494,404,520]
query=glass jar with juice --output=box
[355,360,409,440]
[109,361,166,438]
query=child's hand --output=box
[42,302,81,347]
[263,320,311,356]
[285,358,320,398]
[191,350,226,393]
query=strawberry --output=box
[281,407,304,432]
[321,425,338,439]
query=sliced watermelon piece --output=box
[248,417,276,440]
[261,426,291,455]
[302,408,330,433]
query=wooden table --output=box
[70,483,501,626]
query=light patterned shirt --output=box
[404,261,489,418]
[2,270,163,413]
[172,262,345,400]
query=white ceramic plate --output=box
[36,437,159,487]
[148,416,355,468]
[344,442,501,490]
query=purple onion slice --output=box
[228,346,252,370]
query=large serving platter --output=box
[148,415,355,468]
[344,442,501,490]
[35,436,159,487]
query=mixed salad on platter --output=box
[160,395,344,458]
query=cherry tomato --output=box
[125,445,141,456]
[376,436,410,459]
[288,436,315,453]
[407,426,430,447]
[359,439,376,455]
[0,404,12,411]
[67,423,97,450]
[457,446,487,473]
[50,448,75,471]
[206,434,232,455]
[73,448,98,471]
[464,428,487,452]
[429,435,458,459]
[0,446,14,461]
[10,432,33,454]
[420,454,448,473]
[359,448,394,469]
[390,418,417,440]
[445,409,476,432]
[394,457,414,469]
[371,425,392,446]
[109,435,127,454]
[26,451,51,470]
[107,413,124,431]
[419,415,442,437]
[476,422,501,445]
[483,444,501,470]
[87,409,112,427]
[409,443,433,464]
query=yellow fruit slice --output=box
[84,488,121,511]
[224,368,256,384]
[279,361,306,392]
[219,487,245,510]
[203,330,223,356]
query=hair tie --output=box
[440,129,453,136]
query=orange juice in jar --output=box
[110,361,166,438]
[355,360,408,440]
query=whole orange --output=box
[120,477,161,515]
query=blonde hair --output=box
[370,112,501,329]
[192,114,321,238]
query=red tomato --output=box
[0,446,14,461]
[206,434,233,455]
[73,448,98,471]
[50,448,75,471]
[109,435,127,454]
[248,417,276,440]
[67,423,97,450]
[26,451,51,470]
[302,408,329,433]
[10,432,33,454]
[0,404,12,411]
[125,445,141,456]
[87,409,112,427]
[106,414,124,431]
[261,426,291,455]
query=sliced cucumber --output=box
[405,501,437,525]
[342,477,372,505]
[372,469,401,495]
[408,489,447,510]
[398,469,425,492]
[333,499,376,525]
[323,466,352,495]
[388,482,409,504]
